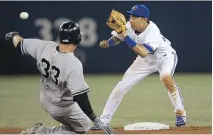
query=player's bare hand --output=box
[5,32,19,41]
[99,40,109,48]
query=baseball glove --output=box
[106,9,126,34]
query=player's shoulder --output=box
[58,54,82,76]
[144,21,162,39]
[42,40,58,50]
[66,54,83,69]
[45,40,58,47]
[146,21,161,34]
[73,56,83,67]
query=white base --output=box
[124,122,169,130]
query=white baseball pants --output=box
[100,52,185,124]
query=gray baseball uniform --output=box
[21,38,91,134]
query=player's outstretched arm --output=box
[5,31,51,59]
[5,32,23,48]
[99,36,122,48]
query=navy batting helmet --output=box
[58,21,81,45]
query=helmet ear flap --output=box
[76,34,82,45]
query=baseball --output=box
[20,12,29,20]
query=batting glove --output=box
[94,117,114,134]
[5,32,19,41]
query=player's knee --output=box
[74,118,90,134]
[160,74,174,89]
[110,88,123,98]
[110,81,130,98]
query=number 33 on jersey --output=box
[38,58,60,85]
[20,38,89,98]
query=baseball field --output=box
[0,73,211,134]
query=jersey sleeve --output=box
[142,31,163,52]
[142,40,161,53]
[67,62,90,96]
[21,39,48,59]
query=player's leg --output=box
[49,102,91,134]
[21,92,90,134]
[20,92,53,134]
[20,123,46,134]
[157,51,187,127]
[94,57,157,128]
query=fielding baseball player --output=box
[91,4,187,129]
[5,21,114,134]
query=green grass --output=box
[0,74,211,127]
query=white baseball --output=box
[20,12,29,20]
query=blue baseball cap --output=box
[125,4,150,18]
